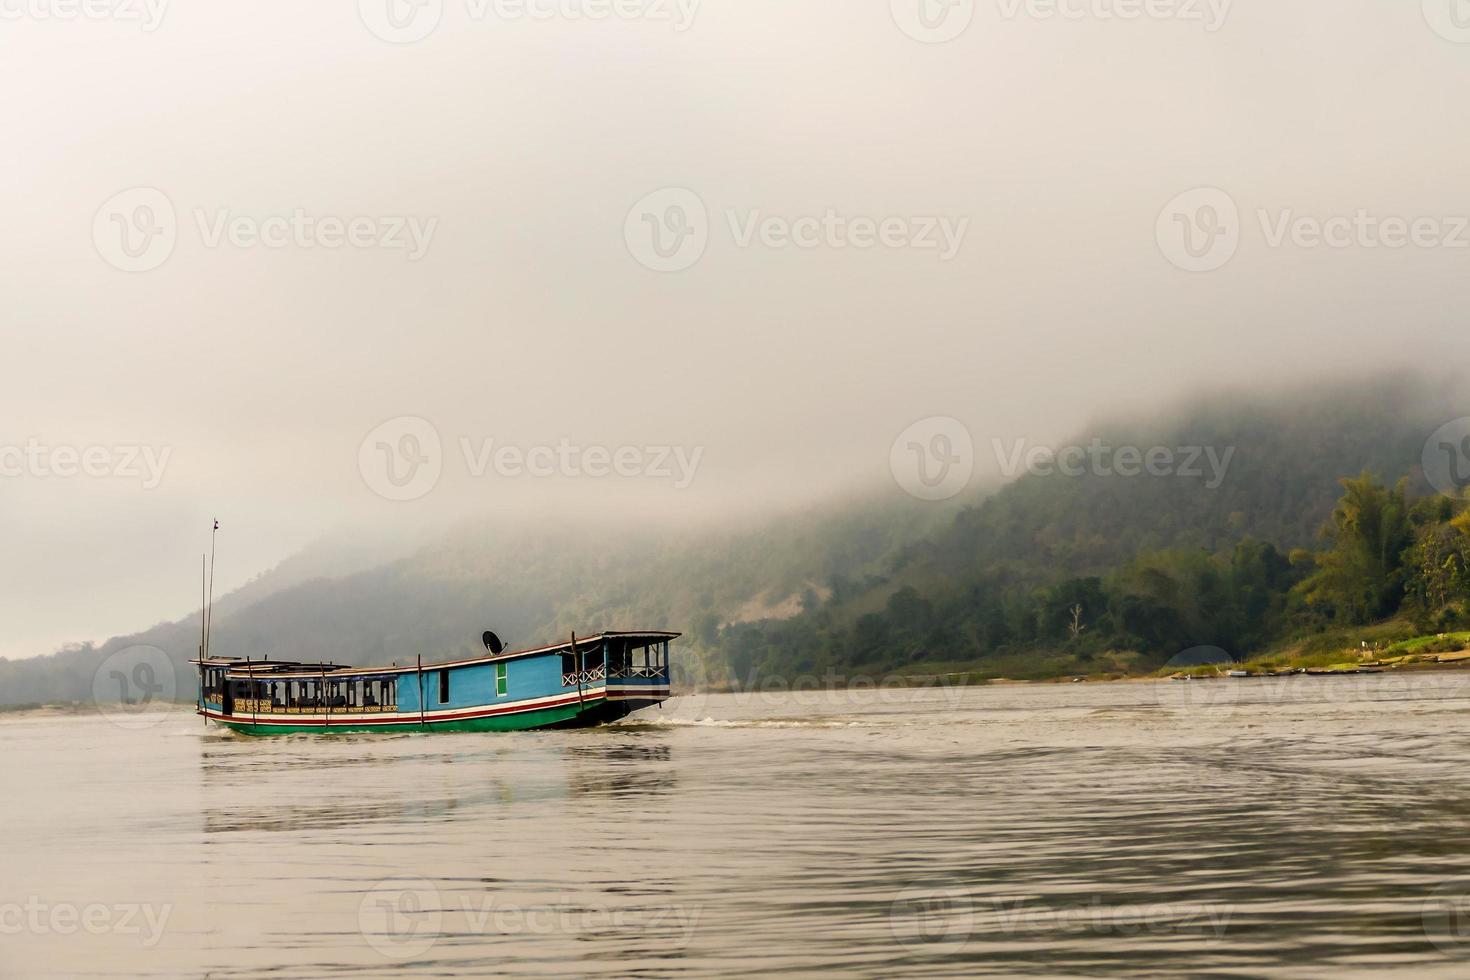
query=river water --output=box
[8,674,1470,977]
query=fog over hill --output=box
[3,371,1463,705]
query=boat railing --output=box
[231,698,398,715]
[607,664,668,679]
[561,665,606,687]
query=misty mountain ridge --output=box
[1,371,1462,705]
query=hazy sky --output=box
[2,1,1468,660]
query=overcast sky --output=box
[1,1,1467,660]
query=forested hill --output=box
[1,372,1464,705]
[716,374,1469,681]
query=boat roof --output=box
[191,629,681,680]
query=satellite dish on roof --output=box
[482,631,504,654]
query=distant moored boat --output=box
[192,630,678,735]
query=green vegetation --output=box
[708,377,1470,686]
[719,475,1470,684]
[1385,631,1470,655]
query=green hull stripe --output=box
[213,699,600,735]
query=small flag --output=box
[213,519,219,531]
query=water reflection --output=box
[199,730,677,835]
[564,738,676,800]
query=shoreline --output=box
[9,647,1470,717]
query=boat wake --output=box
[616,716,869,730]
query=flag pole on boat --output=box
[204,519,219,660]
[199,553,207,724]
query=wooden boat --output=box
[192,630,677,735]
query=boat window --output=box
[495,662,508,697]
[439,670,450,704]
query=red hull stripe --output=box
[201,689,626,727]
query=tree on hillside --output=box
[1402,493,1470,628]
[1298,473,1412,624]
